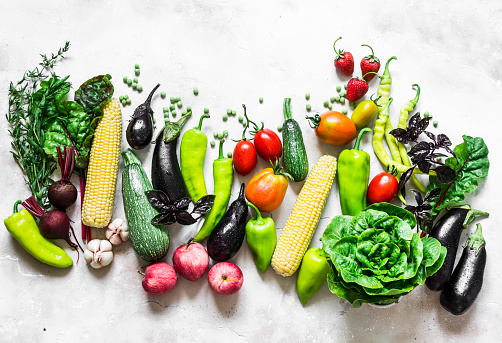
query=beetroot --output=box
[22,196,83,255]
[48,146,77,210]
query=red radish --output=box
[22,196,83,255]
[142,262,178,295]
[207,262,243,295]
[48,146,77,210]
[172,240,209,281]
[233,104,257,176]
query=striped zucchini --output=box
[282,98,309,182]
[122,148,169,262]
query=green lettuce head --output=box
[321,203,446,308]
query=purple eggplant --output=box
[126,84,160,150]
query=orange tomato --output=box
[245,165,290,212]
[308,111,357,146]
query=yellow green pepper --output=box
[296,247,330,305]
[350,94,380,129]
[245,202,277,273]
[4,202,72,268]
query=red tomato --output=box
[245,166,289,212]
[233,140,257,176]
[367,172,399,204]
[254,129,282,163]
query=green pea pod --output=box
[338,128,371,216]
[245,202,277,273]
[296,247,330,305]
[180,114,210,202]
[4,203,73,268]
[194,140,233,242]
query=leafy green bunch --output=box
[321,203,446,308]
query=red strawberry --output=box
[360,44,380,82]
[333,37,354,76]
[346,77,370,102]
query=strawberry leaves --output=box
[146,190,215,226]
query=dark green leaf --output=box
[365,203,417,229]
[74,74,114,118]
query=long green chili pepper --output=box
[338,128,371,216]
[376,56,397,110]
[180,113,210,202]
[194,139,233,242]
[397,84,426,192]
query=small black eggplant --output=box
[126,84,160,150]
[440,224,486,315]
[426,207,488,291]
[151,110,192,202]
[207,183,248,261]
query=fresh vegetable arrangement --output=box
[3,39,492,316]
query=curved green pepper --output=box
[245,202,277,273]
[180,114,210,202]
[4,202,73,268]
[296,247,330,305]
[338,128,371,216]
[194,139,233,242]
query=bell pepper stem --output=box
[247,202,263,220]
[218,139,225,159]
[197,113,210,131]
[354,128,372,151]
[13,200,22,214]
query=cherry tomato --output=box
[351,96,379,129]
[367,172,399,204]
[233,140,257,176]
[253,129,282,163]
[307,111,357,146]
[245,164,289,212]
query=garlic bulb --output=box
[84,239,114,269]
[106,218,129,245]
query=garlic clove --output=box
[106,218,129,245]
[84,239,114,269]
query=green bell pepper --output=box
[245,202,277,273]
[338,128,371,216]
[296,247,330,305]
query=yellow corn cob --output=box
[271,154,337,276]
[82,98,122,228]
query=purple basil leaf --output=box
[146,190,171,210]
[428,152,448,159]
[175,197,192,211]
[192,194,216,214]
[389,128,409,143]
[409,141,432,160]
[434,165,456,184]
[417,211,433,234]
[398,167,414,191]
[404,205,417,215]
[420,202,432,211]
[409,113,421,128]
[416,117,430,135]
[152,212,176,225]
[416,160,431,174]
[410,189,424,205]
[436,134,452,147]
[443,146,456,159]
[424,130,436,142]
[424,187,442,203]
[176,211,197,225]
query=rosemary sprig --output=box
[6,42,70,209]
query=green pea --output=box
[344,84,348,89]
[124,94,129,100]
[193,88,199,95]
[323,100,329,108]
[259,97,263,103]
[121,100,127,106]
[330,97,335,103]
[242,120,247,126]
[127,79,132,85]
[227,109,232,115]
[210,140,216,148]
[153,117,156,124]
[182,109,187,115]
[342,109,348,114]
[305,93,310,100]
[227,152,232,158]
[231,110,236,115]
[161,92,166,98]
[349,101,355,107]
[222,114,228,121]
[217,132,224,139]
[339,91,346,97]
[123,76,128,83]
[436,157,442,162]
[170,105,175,111]
[133,78,138,84]
[164,112,169,117]
[306,104,311,111]
[223,130,228,136]
[187,106,192,112]
[132,83,137,90]
[171,110,177,117]
[277,125,283,132]
[126,99,131,105]
[163,107,169,113]
[238,116,244,123]
[335,95,340,101]
[135,69,140,76]
[336,86,341,92]
[170,97,175,103]
[328,104,332,110]
[340,98,345,104]
[213,132,218,138]
[204,108,209,114]
[137,85,143,91]
[423,111,430,117]
[177,102,183,108]
[433,120,438,127]
[134,63,140,69]
[119,95,124,101]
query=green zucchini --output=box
[282,98,309,181]
[121,148,169,262]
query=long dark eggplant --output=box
[126,84,160,150]
[440,224,486,315]
[151,110,192,202]
[426,207,488,291]
[207,183,248,262]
